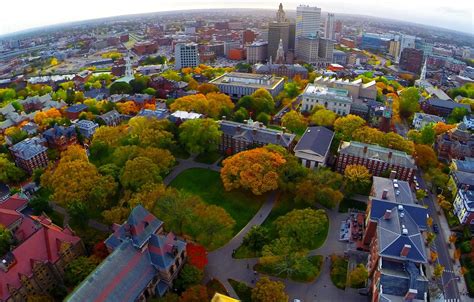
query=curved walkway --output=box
[163,155,221,186]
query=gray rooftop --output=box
[294,126,334,157]
[372,177,416,205]
[10,137,47,160]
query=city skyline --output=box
[0,0,472,37]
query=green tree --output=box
[237,88,275,116]
[242,225,271,252]
[419,124,436,145]
[29,196,52,215]
[0,225,13,256]
[274,208,328,249]
[416,189,427,201]
[178,118,221,154]
[251,277,288,302]
[109,81,133,95]
[348,264,368,288]
[120,157,162,191]
[433,263,444,279]
[334,114,366,140]
[399,87,420,118]
[174,264,203,292]
[0,154,26,184]
[233,107,249,122]
[310,108,337,127]
[143,87,156,96]
[447,107,469,124]
[284,82,299,98]
[256,112,271,125]
[64,256,99,287]
[281,110,307,134]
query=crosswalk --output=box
[444,299,460,302]
[443,269,456,274]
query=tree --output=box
[414,144,438,171]
[64,256,99,287]
[128,117,175,149]
[448,107,469,123]
[433,263,444,279]
[116,101,139,115]
[29,196,52,215]
[433,122,456,135]
[344,165,372,195]
[186,243,208,270]
[251,277,288,302]
[281,110,307,134]
[310,108,337,127]
[220,148,286,195]
[334,114,366,140]
[178,119,221,154]
[192,203,236,250]
[295,169,344,209]
[197,83,219,94]
[437,194,452,211]
[256,112,271,125]
[242,225,271,252]
[237,89,275,117]
[0,225,13,256]
[170,93,234,118]
[179,285,208,302]
[120,157,162,191]
[399,87,420,118]
[109,81,133,95]
[284,82,299,98]
[233,107,249,122]
[174,264,203,292]
[5,127,28,144]
[419,124,436,145]
[0,154,25,183]
[274,208,328,249]
[416,189,427,201]
[41,145,117,208]
[454,249,461,262]
[426,232,436,246]
[348,264,368,288]
[448,233,457,245]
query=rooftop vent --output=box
[398,205,404,211]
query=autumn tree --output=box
[417,189,427,201]
[433,263,444,279]
[251,277,288,302]
[274,208,328,249]
[237,89,275,117]
[426,232,436,246]
[310,108,337,127]
[348,264,368,288]
[448,233,457,245]
[399,87,420,118]
[295,168,344,209]
[5,126,28,144]
[170,93,234,118]
[120,157,163,191]
[116,101,139,115]
[128,116,175,149]
[197,83,219,94]
[437,194,452,211]
[433,122,455,135]
[179,285,208,302]
[334,114,366,140]
[281,110,307,134]
[220,148,286,195]
[0,154,26,183]
[430,250,438,262]
[41,145,117,208]
[64,256,99,287]
[419,124,436,145]
[344,164,372,195]
[178,118,221,154]
[174,264,203,292]
[186,243,208,270]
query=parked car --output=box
[433,224,439,234]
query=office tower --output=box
[296,5,322,39]
[268,3,290,62]
[224,40,241,57]
[399,48,424,74]
[275,39,285,64]
[318,38,334,64]
[398,34,416,61]
[324,13,335,40]
[388,40,400,61]
[246,41,268,64]
[288,22,296,51]
[296,36,319,64]
[174,43,199,70]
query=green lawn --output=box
[169,168,265,234]
[338,198,368,213]
[195,151,222,164]
[228,279,252,302]
[255,255,324,283]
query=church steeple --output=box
[276,3,287,23]
[275,39,285,64]
[420,59,427,80]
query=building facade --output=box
[293,126,334,168]
[399,48,424,74]
[301,84,353,115]
[314,76,377,101]
[324,13,335,40]
[75,120,99,139]
[174,43,199,70]
[253,63,308,79]
[43,125,77,152]
[9,137,49,173]
[296,5,322,40]
[246,41,268,64]
[336,141,417,181]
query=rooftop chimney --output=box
[389,170,397,180]
[388,151,393,159]
[276,133,281,140]
[404,289,418,301]
[384,209,392,220]
[363,146,368,153]
[382,189,389,200]
[400,244,411,257]
[237,125,241,133]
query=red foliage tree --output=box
[179,285,208,302]
[92,242,109,260]
[186,243,208,270]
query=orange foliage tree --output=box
[414,144,438,170]
[170,93,234,118]
[34,108,62,126]
[433,122,456,135]
[220,148,286,195]
[116,101,139,115]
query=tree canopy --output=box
[281,110,307,134]
[251,277,288,302]
[178,118,221,154]
[170,93,234,118]
[399,87,420,118]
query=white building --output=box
[294,126,334,168]
[314,76,377,101]
[246,41,268,64]
[463,115,474,130]
[174,43,199,70]
[301,84,352,115]
[412,112,445,130]
[296,5,322,39]
[324,13,335,40]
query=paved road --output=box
[417,171,460,300]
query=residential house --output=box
[218,119,296,154]
[9,137,48,173]
[68,206,187,301]
[98,109,125,126]
[336,141,417,181]
[43,125,77,152]
[436,123,474,160]
[450,159,474,225]
[422,98,471,118]
[293,126,334,168]
[464,115,474,130]
[75,120,99,139]
[21,122,39,136]
[412,112,444,130]
[0,195,84,302]
[65,104,88,120]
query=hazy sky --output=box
[0,0,473,36]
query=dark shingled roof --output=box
[427,98,471,112]
[294,126,334,157]
[66,103,88,113]
[370,199,428,230]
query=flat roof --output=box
[209,72,284,90]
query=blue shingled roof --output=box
[66,103,88,113]
[149,233,186,269]
[370,199,428,230]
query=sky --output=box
[0,0,473,36]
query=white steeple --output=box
[420,59,427,80]
[275,39,285,64]
[125,53,133,78]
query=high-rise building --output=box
[388,39,400,61]
[174,43,199,70]
[275,39,285,64]
[288,22,296,51]
[318,38,334,64]
[324,13,335,40]
[296,36,319,64]
[399,48,424,74]
[296,5,322,39]
[268,4,290,62]
[224,40,241,57]
[398,34,416,61]
[246,41,268,64]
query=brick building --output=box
[0,195,84,302]
[69,206,187,300]
[43,125,77,152]
[9,137,49,174]
[436,122,474,160]
[218,120,296,155]
[399,48,424,74]
[336,141,417,181]
[133,41,158,55]
[65,104,88,120]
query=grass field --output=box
[169,168,265,234]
